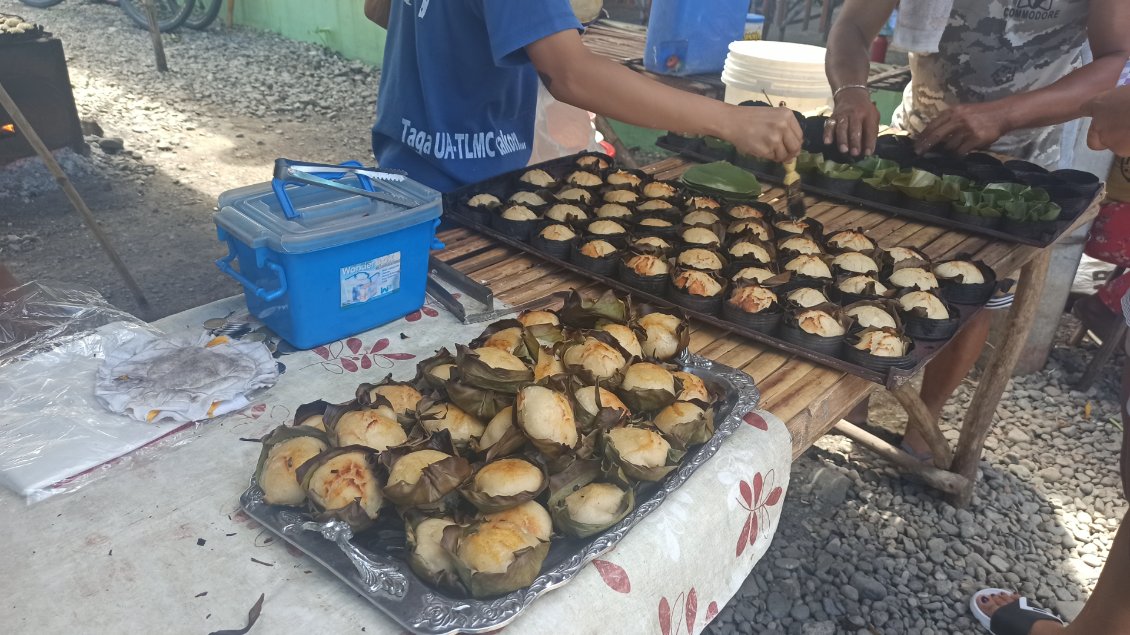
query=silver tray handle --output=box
[284,516,410,599]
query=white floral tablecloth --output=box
[0,294,792,635]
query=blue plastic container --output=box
[645,0,749,76]
[214,167,443,349]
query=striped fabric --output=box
[986,293,1015,311]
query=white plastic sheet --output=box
[0,283,197,502]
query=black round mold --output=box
[843,344,915,372]
[515,174,559,192]
[667,285,724,316]
[633,217,680,239]
[602,168,648,192]
[802,115,829,151]
[780,324,844,357]
[574,151,613,170]
[901,313,959,341]
[833,287,891,307]
[999,219,1057,240]
[874,136,916,165]
[1004,160,1049,176]
[1051,169,1101,194]
[674,247,728,274]
[967,164,1015,185]
[1045,185,1091,219]
[561,172,606,193]
[721,302,782,333]
[726,201,776,221]
[807,173,860,195]
[936,263,997,306]
[458,204,495,225]
[570,241,619,277]
[490,214,538,241]
[964,152,1004,167]
[856,181,902,206]
[734,154,772,173]
[618,260,670,295]
[950,211,1002,229]
[640,179,685,203]
[530,234,574,260]
[899,195,952,217]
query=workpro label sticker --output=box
[341,252,400,307]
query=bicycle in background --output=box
[18,0,223,32]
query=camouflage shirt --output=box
[891,0,1089,168]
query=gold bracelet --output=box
[833,84,870,100]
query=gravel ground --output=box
[3,4,1127,634]
[708,319,1128,635]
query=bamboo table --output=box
[436,156,1101,508]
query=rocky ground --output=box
[707,324,1127,635]
[2,3,1127,634]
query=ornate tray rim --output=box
[239,352,760,634]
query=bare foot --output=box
[978,591,1065,634]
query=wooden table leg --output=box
[834,421,970,495]
[947,250,1052,507]
[890,382,953,469]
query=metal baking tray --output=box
[240,352,760,635]
[655,134,1100,249]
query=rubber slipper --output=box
[970,588,1064,634]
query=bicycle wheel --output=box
[119,0,195,32]
[185,0,222,30]
[17,0,66,7]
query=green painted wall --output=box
[234,0,387,66]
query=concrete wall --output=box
[234,0,387,67]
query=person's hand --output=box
[724,106,803,163]
[825,88,880,157]
[914,102,1006,156]
[1084,86,1130,155]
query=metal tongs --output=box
[426,256,567,324]
[272,159,420,218]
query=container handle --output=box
[215,243,288,302]
[271,159,419,220]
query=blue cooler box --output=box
[213,165,443,349]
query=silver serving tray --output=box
[239,352,760,634]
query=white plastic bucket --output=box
[721,40,832,115]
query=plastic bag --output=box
[0,282,200,502]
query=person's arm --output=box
[526,31,802,162]
[916,0,1130,155]
[823,0,898,157]
[1084,85,1130,154]
[364,0,391,29]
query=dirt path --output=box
[1,1,379,319]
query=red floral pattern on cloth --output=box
[308,338,416,374]
[658,587,717,635]
[404,293,461,322]
[1085,202,1130,313]
[593,559,631,594]
[736,470,784,557]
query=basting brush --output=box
[782,158,806,218]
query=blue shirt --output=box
[373,0,581,193]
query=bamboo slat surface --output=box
[435,158,1090,459]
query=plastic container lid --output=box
[215,177,441,254]
[746,13,765,23]
[727,40,827,66]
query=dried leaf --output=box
[207,593,264,635]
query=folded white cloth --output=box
[892,0,955,54]
[96,332,278,423]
